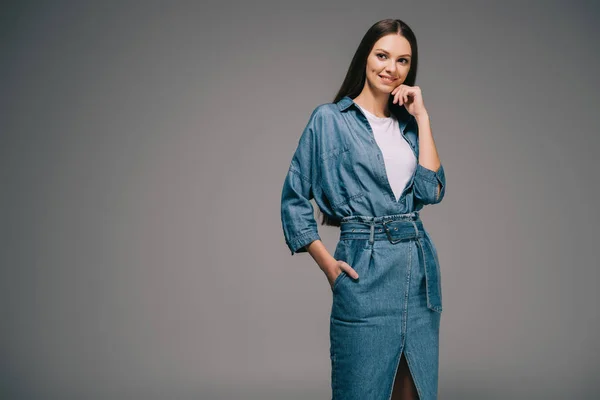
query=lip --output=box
[379,75,397,84]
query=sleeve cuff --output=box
[287,231,321,255]
[415,164,443,184]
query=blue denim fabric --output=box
[280,95,446,256]
[280,95,447,399]
[330,212,441,399]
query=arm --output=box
[306,239,338,277]
[280,107,321,255]
[412,112,446,204]
[280,107,339,276]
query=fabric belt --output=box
[339,212,442,313]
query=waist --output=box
[339,212,425,242]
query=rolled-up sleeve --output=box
[413,163,446,205]
[280,107,322,255]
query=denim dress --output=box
[280,95,446,399]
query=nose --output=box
[385,62,397,75]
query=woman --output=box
[280,19,446,400]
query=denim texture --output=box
[280,95,446,399]
[330,212,441,399]
[280,95,445,256]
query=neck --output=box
[353,85,390,118]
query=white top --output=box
[356,104,417,201]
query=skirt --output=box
[329,211,443,400]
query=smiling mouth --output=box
[379,75,397,84]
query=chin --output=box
[378,84,394,93]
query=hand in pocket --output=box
[326,260,358,290]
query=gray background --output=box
[2,1,599,399]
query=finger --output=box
[406,87,419,103]
[401,88,407,104]
[341,261,359,279]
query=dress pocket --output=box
[319,145,365,210]
[331,240,349,292]
[331,239,369,293]
[331,270,348,292]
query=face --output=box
[365,34,412,92]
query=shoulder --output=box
[297,103,333,146]
[304,102,350,149]
[307,102,341,120]
[300,103,339,138]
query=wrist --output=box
[414,112,430,123]
[319,257,338,273]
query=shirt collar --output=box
[335,95,411,131]
[336,95,355,112]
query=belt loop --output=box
[410,220,420,240]
[369,222,375,245]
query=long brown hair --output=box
[317,18,420,227]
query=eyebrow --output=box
[374,49,411,57]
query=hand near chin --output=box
[391,84,427,118]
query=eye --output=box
[398,58,409,64]
[376,53,387,59]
